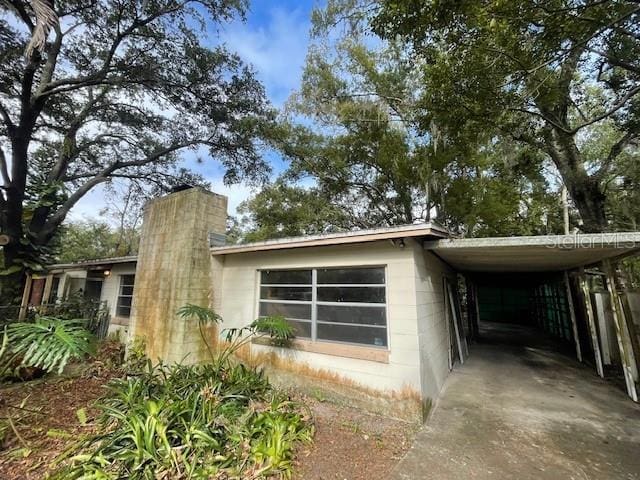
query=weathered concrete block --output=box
[128,188,227,363]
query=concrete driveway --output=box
[392,322,640,480]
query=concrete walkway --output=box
[393,322,640,480]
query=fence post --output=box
[18,274,32,320]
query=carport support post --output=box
[473,283,481,339]
[602,261,639,402]
[580,276,604,378]
[564,272,582,362]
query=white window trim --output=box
[257,266,389,349]
[116,274,135,318]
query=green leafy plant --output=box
[177,304,295,365]
[124,336,149,373]
[53,361,313,479]
[177,304,222,363]
[5,317,95,374]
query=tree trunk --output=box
[549,130,609,233]
[0,243,26,304]
[566,177,608,233]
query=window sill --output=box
[111,316,130,326]
[251,337,389,364]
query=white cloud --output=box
[208,179,256,216]
[221,6,310,105]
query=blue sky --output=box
[70,0,318,221]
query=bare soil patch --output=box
[293,399,417,480]
[0,371,116,479]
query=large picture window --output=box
[116,274,135,317]
[258,267,387,348]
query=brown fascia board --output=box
[210,223,450,255]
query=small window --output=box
[47,276,60,303]
[258,267,387,347]
[116,274,135,317]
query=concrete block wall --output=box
[216,240,425,420]
[129,188,227,363]
[413,243,455,406]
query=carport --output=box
[424,232,640,402]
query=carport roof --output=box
[424,232,640,273]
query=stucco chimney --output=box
[128,187,227,363]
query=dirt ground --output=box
[0,361,415,479]
[293,398,416,480]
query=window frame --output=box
[257,266,389,349]
[116,274,136,318]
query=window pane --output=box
[317,323,387,347]
[317,287,385,303]
[118,296,132,308]
[317,267,384,284]
[117,305,131,317]
[260,286,312,301]
[261,270,311,285]
[285,319,311,338]
[259,302,312,320]
[317,305,386,326]
[120,275,135,286]
[121,286,134,296]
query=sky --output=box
[69,0,319,221]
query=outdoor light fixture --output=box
[103,270,111,277]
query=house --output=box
[20,256,137,335]
[21,187,640,421]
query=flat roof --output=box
[48,255,138,271]
[424,232,640,273]
[210,223,449,255]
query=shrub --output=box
[54,362,313,479]
[53,307,311,479]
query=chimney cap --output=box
[169,184,194,194]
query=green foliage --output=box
[177,304,222,326]
[0,0,276,284]
[251,317,296,346]
[54,362,313,479]
[372,0,640,232]
[234,2,567,240]
[237,182,348,242]
[177,304,295,364]
[4,317,95,375]
[56,220,135,263]
[125,336,150,374]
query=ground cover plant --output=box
[51,308,313,479]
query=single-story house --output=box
[21,187,640,421]
[20,256,137,334]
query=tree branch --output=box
[0,101,14,131]
[5,0,35,31]
[595,131,638,179]
[0,146,10,187]
[40,139,203,239]
[569,84,640,134]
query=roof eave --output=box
[211,224,449,256]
